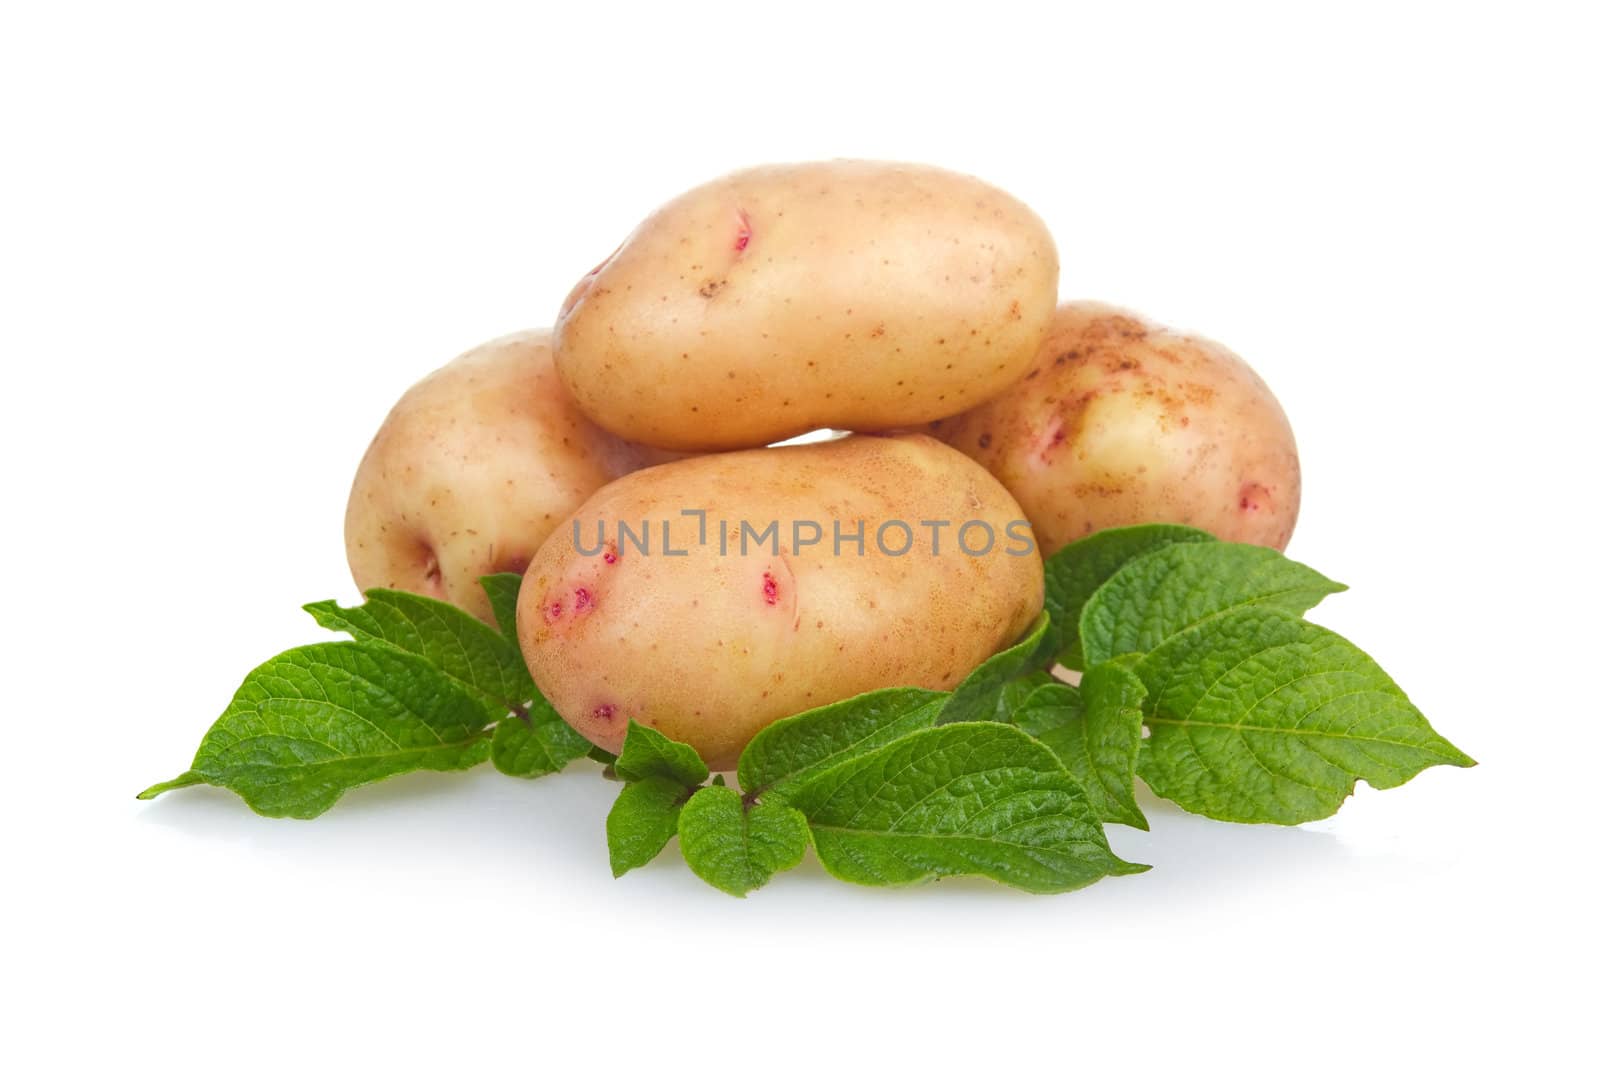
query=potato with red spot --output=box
[517,434,1044,768]
[927,302,1300,557]
[344,330,669,624]
[553,160,1059,451]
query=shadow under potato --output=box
[134,764,1356,899]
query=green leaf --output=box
[1044,524,1216,669]
[678,787,810,897]
[136,770,206,799]
[738,687,947,801]
[1014,661,1148,829]
[1079,542,1346,666]
[304,589,534,708]
[791,722,1146,893]
[614,720,709,787]
[479,572,524,642]
[1135,608,1475,824]
[491,698,593,779]
[139,642,494,818]
[937,614,1053,723]
[997,672,1056,722]
[606,777,691,877]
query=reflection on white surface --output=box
[134,764,1359,915]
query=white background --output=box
[3,1,1595,1063]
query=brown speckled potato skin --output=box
[517,434,1044,769]
[553,161,1059,451]
[928,303,1300,558]
[344,330,669,624]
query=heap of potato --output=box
[345,161,1300,769]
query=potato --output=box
[345,330,668,623]
[517,433,1044,768]
[552,160,1059,451]
[927,302,1300,557]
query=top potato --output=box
[552,160,1059,451]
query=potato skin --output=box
[553,161,1059,451]
[517,434,1044,769]
[928,302,1300,558]
[344,330,668,623]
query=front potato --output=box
[553,160,1059,451]
[517,434,1044,768]
[928,302,1301,557]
